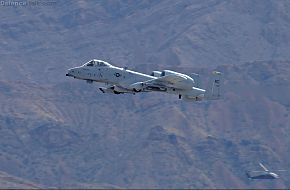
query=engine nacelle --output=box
[151,71,162,77]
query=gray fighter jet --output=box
[246,163,286,180]
[66,59,223,101]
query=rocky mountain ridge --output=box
[0,0,290,189]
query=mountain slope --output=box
[0,170,42,189]
[1,0,290,83]
[0,0,290,189]
[0,61,290,188]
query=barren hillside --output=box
[0,0,290,189]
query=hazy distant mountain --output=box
[0,0,290,189]
[0,170,42,189]
[1,0,290,83]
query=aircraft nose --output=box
[66,68,74,77]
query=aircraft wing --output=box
[145,74,187,87]
[259,163,269,172]
[128,74,190,92]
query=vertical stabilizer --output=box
[205,71,223,100]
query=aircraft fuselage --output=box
[67,65,155,87]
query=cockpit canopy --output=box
[85,60,112,67]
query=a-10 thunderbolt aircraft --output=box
[66,59,223,101]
